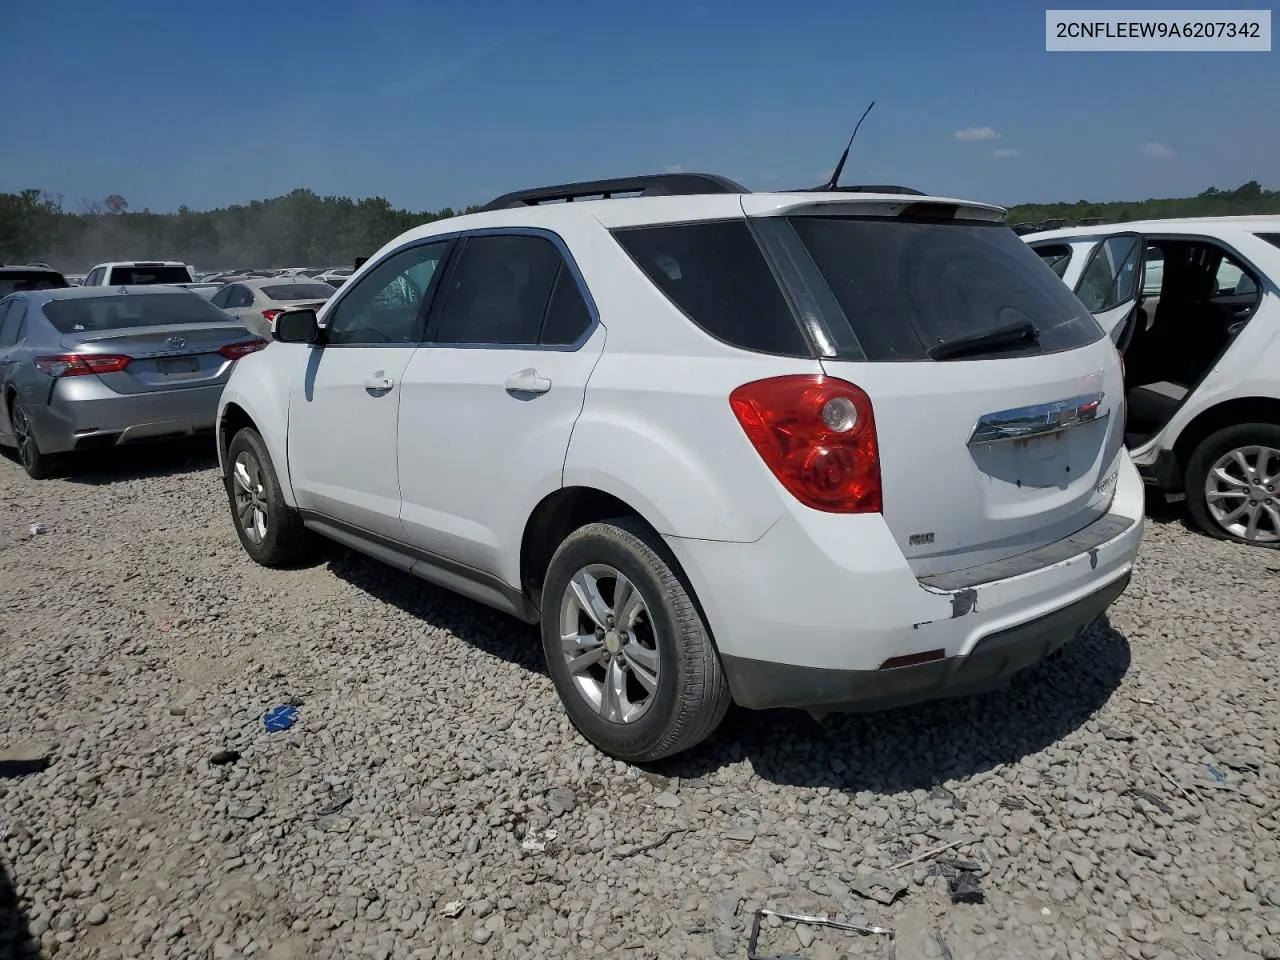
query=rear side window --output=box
[43,292,230,333]
[1257,233,1280,251]
[612,221,809,356]
[433,235,564,346]
[107,266,192,285]
[0,271,67,297]
[788,216,1104,362]
[1033,244,1073,278]
[262,283,335,301]
[0,300,26,346]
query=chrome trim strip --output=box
[967,392,1105,446]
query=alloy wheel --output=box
[558,564,661,723]
[11,404,37,473]
[1204,444,1280,544]
[232,451,269,544]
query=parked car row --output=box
[2,174,1274,764]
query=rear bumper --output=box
[26,379,224,454]
[663,452,1145,711]
[721,572,1128,711]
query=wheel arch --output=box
[1170,396,1280,480]
[217,394,298,507]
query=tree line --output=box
[0,181,1276,273]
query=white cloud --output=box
[1140,141,1176,160]
[663,164,684,174]
[991,148,1021,160]
[954,126,1002,142]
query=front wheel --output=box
[10,400,59,479]
[1185,423,1280,548]
[224,427,313,565]
[540,517,731,763]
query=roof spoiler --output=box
[480,173,749,211]
[790,183,926,196]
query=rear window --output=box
[107,266,192,285]
[43,292,231,334]
[788,216,1105,361]
[611,220,810,356]
[261,283,336,301]
[0,271,68,297]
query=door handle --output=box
[504,368,551,395]
[363,375,395,392]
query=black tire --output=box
[1185,422,1280,549]
[540,517,731,763]
[9,399,59,479]
[224,427,313,565]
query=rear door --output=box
[396,232,604,578]
[747,204,1127,578]
[286,239,451,542]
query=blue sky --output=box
[2,0,1275,213]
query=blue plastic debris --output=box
[1206,764,1227,784]
[264,705,299,732]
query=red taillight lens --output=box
[34,353,131,378]
[729,374,882,513]
[262,309,282,323]
[219,338,269,360]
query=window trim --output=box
[318,237,458,349]
[420,227,601,352]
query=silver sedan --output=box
[0,286,267,478]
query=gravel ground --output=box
[2,442,1278,960]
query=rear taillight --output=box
[219,338,270,360]
[34,353,131,378]
[729,374,882,513]
[262,309,282,323]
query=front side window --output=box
[325,241,450,346]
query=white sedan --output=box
[209,278,336,339]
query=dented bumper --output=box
[662,453,1145,711]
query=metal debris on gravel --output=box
[2,450,1279,959]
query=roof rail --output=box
[479,173,749,212]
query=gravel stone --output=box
[1,448,1277,960]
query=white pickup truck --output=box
[81,261,221,298]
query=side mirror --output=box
[273,308,320,344]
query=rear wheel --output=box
[540,517,731,762]
[1185,422,1280,548]
[9,400,59,479]
[225,427,312,565]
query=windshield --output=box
[107,266,193,284]
[261,283,336,301]
[43,292,233,333]
[787,216,1105,361]
[0,272,68,296]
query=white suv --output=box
[1025,218,1280,547]
[217,173,1144,761]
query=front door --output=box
[287,240,452,541]
[397,232,604,582]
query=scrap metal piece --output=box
[746,909,893,960]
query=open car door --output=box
[1069,232,1146,354]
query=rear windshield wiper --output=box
[927,321,1038,361]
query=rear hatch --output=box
[43,292,263,395]
[743,196,1127,577]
